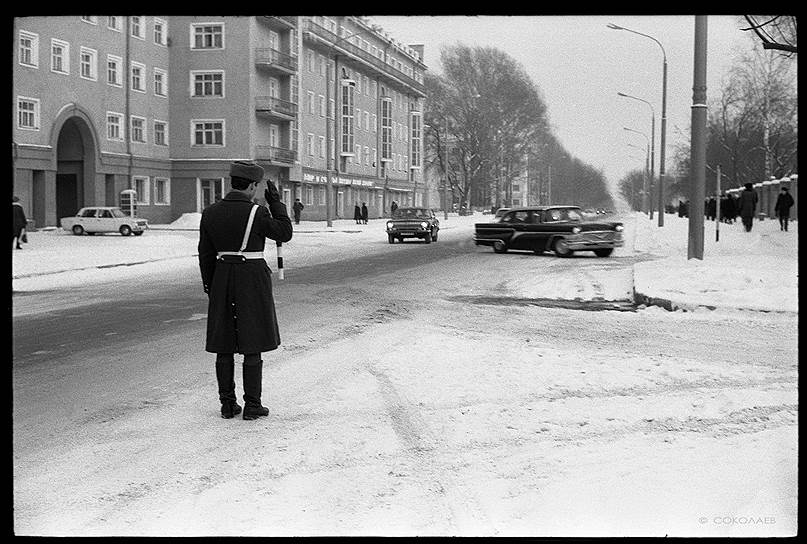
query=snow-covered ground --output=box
[13,211,798,537]
[12,211,799,315]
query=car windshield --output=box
[110,208,127,218]
[545,208,584,222]
[392,208,430,219]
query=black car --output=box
[386,207,440,243]
[474,205,624,257]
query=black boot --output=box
[243,358,269,420]
[216,355,242,419]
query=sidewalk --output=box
[11,212,798,314]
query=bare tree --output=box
[741,15,797,55]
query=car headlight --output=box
[420,222,428,229]
[615,225,624,231]
[386,222,394,229]
[571,226,581,234]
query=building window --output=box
[410,113,422,167]
[364,146,370,166]
[191,23,224,49]
[132,176,150,204]
[318,136,326,158]
[17,97,39,130]
[364,111,370,131]
[319,95,326,117]
[319,186,326,205]
[307,133,315,156]
[269,124,279,148]
[154,68,167,97]
[131,61,145,92]
[381,96,392,161]
[106,112,123,140]
[130,116,146,143]
[512,184,520,193]
[306,91,315,115]
[80,47,98,80]
[153,18,167,46]
[191,71,224,98]
[306,50,314,72]
[341,82,355,154]
[192,120,225,146]
[107,16,121,31]
[305,185,314,206]
[318,54,326,77]
[355,145,362,164]
[329,98,335,120]
[19,31,39,68]
[154,177,170,205]
[154,120,168,146]
[81,16,98,25]
[107,55,122,87]
[372,114,377,133]
[50,39,69,74]
[130,16,145,39]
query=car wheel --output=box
[594,248,613,257]
[424,232,432,244]
[72,225,85,236]
[388,234,395,244]
[493,240,508,253]
[553,238,572,257]
[133,231,144,236]
[120,225,133,236]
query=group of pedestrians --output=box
[679,183,795,233]
[353,202,369,224]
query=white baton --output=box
[276,241,284,280]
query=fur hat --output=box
[229,160,264,183]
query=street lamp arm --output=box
[608,23,667,62]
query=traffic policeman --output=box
[198,160,293,420]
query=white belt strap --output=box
[217,204,262,261]
[240,204,259,252]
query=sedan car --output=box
[61,206,149,236]
[474,205,624,257]
[386,207,440,243]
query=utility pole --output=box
[688,15,708,260]
[658,57,668,226]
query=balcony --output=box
[255,96,297,121]
[258,16,297,29]
[255,48,297,74]
[302,20,426,96]
[255,145,296,165]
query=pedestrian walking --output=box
[706,197,717,221]
[737,182,759,232]
[774,186,795,232]
[390,200,398,215]
[361,202,368,224]
[12,196,27,250]
[292,198,304,225]
[198,160,293,420]
[354,202,362,224]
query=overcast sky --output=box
[370,15,754,187]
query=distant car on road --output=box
[61,206,149,236]
[474,205,624,257]
[386,207,440,244]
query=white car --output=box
[61,207,148,236]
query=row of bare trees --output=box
[424,44,613,211]
[658,26,796,205]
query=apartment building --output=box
[12,15,427,227]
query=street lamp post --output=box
[627,143,647,211]
[624,126,650,214]
[608,23,668,227]
[618,91,655,218]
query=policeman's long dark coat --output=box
[775,192,795,217]
[198,191,293,354]
[13,202,27,234]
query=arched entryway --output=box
[51,109,98,222]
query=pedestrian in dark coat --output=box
[198,160,293,420]
[292,198,304,225]
[353,203,362,224]
[706,197,717,221]
[361,202,368,224]
[12,196,27,250]
[774,186,795,232]
[390,200,398,215]
[737,183,759,232]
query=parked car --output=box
[61,206,149,236]
[473,205,624,257]
[386,207,440,244]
